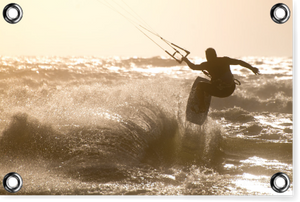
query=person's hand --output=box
[252,67,260,75]
[182,57,189,63]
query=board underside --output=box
[185,77,211,125]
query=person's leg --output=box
[197,82,236,97]
[191,82,235,113]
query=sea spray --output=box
[178,117,223,166]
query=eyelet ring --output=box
[3,3,23,24]
[3,172,23,193]
[270,172,290,193]
[270,3,290,24]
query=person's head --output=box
[205,48,217,62]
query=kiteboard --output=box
[186,77,211,125]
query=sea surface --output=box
[0,56,293,195]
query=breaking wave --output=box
[0,75,224,182]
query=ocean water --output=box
[0,56,292,195]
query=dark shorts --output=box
[197,81,235,98]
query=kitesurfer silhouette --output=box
[183,48,260,113]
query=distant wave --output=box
[210,74,292,113]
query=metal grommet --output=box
[3,172,23,193]
[3,3,23,24]
[270,3,290,24]
[270,172,290,193]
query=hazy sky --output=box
[0,0,293,57]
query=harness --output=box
[234,78,241,85]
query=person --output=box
[182,48,260,113]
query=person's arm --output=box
[227,57,260,75]
[182,57,206,71]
